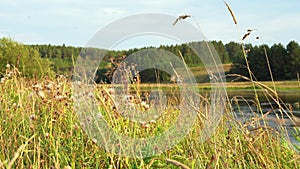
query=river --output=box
[227,90,300,150]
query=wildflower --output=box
[12,103,17,109]
[54,95,67,101]
[0,78,5,84]
[92,138,98,144]
[37,90,46,99]
[72,124,79,131]
[141,101,149,110]
[170,75,176,82]
[29,114,36,121]
[149,120,156,124]
[87,92,94,98]
[107,88,115,94]
[32,84,42,90]
[28,92,35,100]
[6,72,12,78]
[96,113,103,119]
[64,166,72,169]
[5,64,10,69]
[153,115,159,120]
[45,132,50,139]
[86,116,92,124]
[123,95,134,103]
[58,75,65,79]
[140,122,150,129]
[45,83,54,90]
[80,122,86,128]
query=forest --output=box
[0,38,299,82]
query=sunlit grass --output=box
[0,66,299,168]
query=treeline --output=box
[29,44,81,75]
[228,41,300,81]
[27,41,232,81]
[27,41,232,82]
[0,38,299,82]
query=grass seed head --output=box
[224,1,237,25]
[242,32,251,40]
[173,14,191,25]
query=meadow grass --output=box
[98,80,300,93]
[1,3,299,166]
[0,66,300,169]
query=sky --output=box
[0,0,300,50]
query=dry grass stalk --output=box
[165,158,190,169]
[224,1,237,25]
[7,135,35,169]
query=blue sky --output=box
[1,0,300,49]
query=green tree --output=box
[286,41,300,79]
[211,40,230,64]
[225,41,244,63]
[247,45,270,81]
[227,42,250,78]
[0,38,54,78]
[269,43,288,80]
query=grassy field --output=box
[148,63,300,91]
[189,64,232,83]
[0,67,300,168]
[112,80,300,92]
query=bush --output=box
[0,38,54,78]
